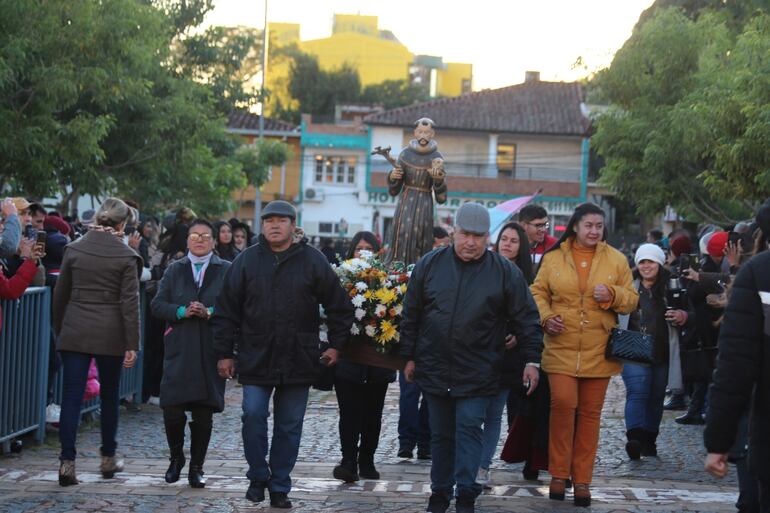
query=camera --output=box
[667,277,688,311]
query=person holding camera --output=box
[621,244,694,460]
[677,231,730,425]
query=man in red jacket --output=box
[0,238,43,330]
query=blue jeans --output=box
[479,389,509,470]
[398,371,430,452]
[424,392,493,500]
[622,362,668,432]
[58,351,123,461]
[242,385,309,493]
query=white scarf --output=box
[188,251,213,289]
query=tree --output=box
[591,6,769,224]
[0,0,247,216]
[361,80,429,110]
[235,138,290,227]
[277,50,360,123]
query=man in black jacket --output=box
[704,204,770,512]
[213,201,353,509]
[400,203,543,513]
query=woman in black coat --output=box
[332,231,396,483]
[151,219,230,489]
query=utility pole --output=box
[253,0,269,235]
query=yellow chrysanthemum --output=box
[363,290,373,299]
[374,287,397,305]
[377,319,398,343]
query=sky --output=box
[204,0,656,90]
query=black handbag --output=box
[606,327,655,366]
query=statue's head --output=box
[413,118,436,147]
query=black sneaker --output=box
[269,491,292,509]
[455,496,475,513]
[397,448,413,459]
[675,413,705,425]
[333,461,359,483]
[663,394,687,411]
[245,481,266,503]
[426,492,451,513]
[358,463,380,480]
[417,450,431,460]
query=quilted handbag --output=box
[606,327,655,366]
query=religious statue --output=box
[372,118,448,265]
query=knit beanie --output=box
[706,231,729,258]
[634,243,667,266]
[670,236,692,258]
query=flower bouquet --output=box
[322,250,410,370]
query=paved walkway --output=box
[0,377,739,512]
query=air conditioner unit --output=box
[304,188,324,202]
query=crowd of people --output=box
[0,195,768,513]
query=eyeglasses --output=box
[526,222,550,230]
[188,233,213,242]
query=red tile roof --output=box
[364,81,590,136]
[227,110,299,133]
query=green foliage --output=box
[273,49,429,123]
[283,51,360,122]
[592,5,770,224]
[0,0,251,216]
[361,80,429,110]
[172,25,263,114]
[236,138,290,188]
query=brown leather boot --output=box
[549,477,566,501]
[58,460,79,486]
[573,483,591,507]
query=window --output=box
[318,222,339,235]
[496,144,516,177]
[314,155,357,185]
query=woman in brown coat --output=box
[530,203,638,507]
[53,198,143,486]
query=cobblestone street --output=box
[0,377,738,512]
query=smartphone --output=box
[36,231,47,245]
[23,224,35,239]
[679,254,690,276]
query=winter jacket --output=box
[53,230,143,356]
[0,258,38,331]
[151,254,230,411]
[399,246,543,398]
[704,250,770,480]
[212,235,354,387]
[531,239,639,377]
[0,214,21,258]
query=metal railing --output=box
[51,290,146,413]
[0,288,51,446]
[1,287,145,448]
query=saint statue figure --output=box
[373,118,448,265]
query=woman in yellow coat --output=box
[530,203,638,507]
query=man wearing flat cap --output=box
[213,200,353,508]
[400,202,544,513]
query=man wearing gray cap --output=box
[400,202,544,513]
[213,200,353,508]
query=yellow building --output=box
[265,14,472,116]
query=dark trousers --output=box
[424,392,492,500]
[58,351,123,461]
[334,378,388,464]
[687,380,709,416]
[760,480,770,513]
[162,404,214,464]
[398,371,430,453]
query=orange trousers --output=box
[548,374,610,484]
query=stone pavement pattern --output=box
[0,377,739,512]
